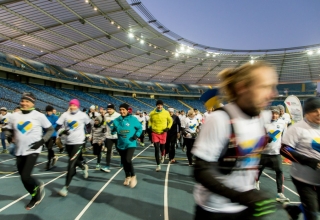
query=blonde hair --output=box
[187,109,195,117]
[218,61,275,102]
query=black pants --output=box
[154,142,165,165]
[258,154,283,193]
[92,143,102,164]
[139,131,145,144]
[45,137,56,164]
[195,205,270,220]
[147,128,152,142]
[118,148,135,177]
[292,177,320,220]
[184,138,195,165]
[104,139,118,166]
[16,154,40,195]
[165,134,177,160]
[65,144,85,186]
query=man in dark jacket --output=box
[165,108,181,163]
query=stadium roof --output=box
[0,0,319,84]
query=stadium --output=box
[0,0,319,219]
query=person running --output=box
[44,105,59,170]
[101,103,120,173]
[55,99,91,197]
[0,107,11,153]
[256,106,289,202]
[178,110,186,151]
[165,108,181,163]
[110,103,142,188]
[149,100,173,172]
[90,115,106,170]
[192,61,278,219]
[278,105,291,126]
[183,109,199,166]
[194,108,203,125]
[88,105,100,119]
[134,110,146,147]
[280,97,320,220]
[4,92,54,210]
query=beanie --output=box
[119,103,129,111]
[156,100,164,106]
[90,105,95,110]
[277,105,285,111]
[107,103,115,110]
[270,106,280,114]
[21,92,36,103]
[45,105,54,112]
[168,108,174,112]
[69,99,80,108]
[304,97,320,114]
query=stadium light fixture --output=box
[175,53,179,57]
[250,60,254,64]
[307,50,313,55]
[186,48,190,53]
[140,39,144,44]
[94,7,97,11]
[206,53,210,57]
[117,25,120,29]
[128,33,134,38]
[85,0,89,3]
[110,21,114,25]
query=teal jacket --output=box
[111,115,142,150]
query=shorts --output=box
[152,132,167,144]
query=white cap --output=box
[0,107,7,111]
[168,108,174,112]
[90,105,95,110]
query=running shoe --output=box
[148,143,154,147]
[58,186,68,197]
[1,149,8,154]
[255,181,260,190]
[182,147,186,152]
[26,181,45,210]
[100,166,110,173]
[170,159,176,164]
[140,143,145,147]
[156,165,161,172]
[82,164,89,179]
[130,176,137,188]
[124,177,131,186]
[161,155,165,163]
[277,193,290,203]
[95,163,101,170]
[51,156,58,166]
[165,154,169,159]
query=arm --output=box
[167,112,173,129]
[132,117,142,139]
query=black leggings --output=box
[165,134,177,160]
[92,143,102,164]
[258,154,283,193]
[184,138,195,165]
[104,139,118,166]
[292,177,320,220]
[45,137,56,163]
[16,154,40,195]
[118,148,135,178]
[154,142,165,165]
[139,131,145,144]
[65,144,85,186]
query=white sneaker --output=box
[82,164,89,179]
[255,181,260,190]
[156,165,161,172]
[148,144,154,147]
[124,177,131,186]
[276,193,290,202]
[51,156,58,166]
[161,156,165,163]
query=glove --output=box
[28,139,45,151]
[163,128,169,133]
[59,129,70,136]
[129,134,138,141]
[232,190,277,217]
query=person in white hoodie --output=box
[101,103,120,173]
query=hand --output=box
[232,190,276,217]
[98,141,102,146]
[102,128,106,133]
[177,133,181,139]
[28,139,45,151]
[163,128,169,133]
[129,135,138,141]
[59,129,70,136]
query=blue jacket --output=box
[111,115,142,150]
[46,114,59,137]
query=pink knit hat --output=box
[69,99,80,108]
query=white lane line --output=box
[164,162,171,220]
[262,172,299,197]
[0,156,97,212]
[75,146,150,220]
[0,158,15,164]
[0,155,67,179]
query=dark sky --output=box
[137,0,320,50]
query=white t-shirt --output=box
[192,103,270,213]
[57,111,91,145]
[7,111,51,156]
[262,118,286,155]
[203,111,211,123]
[0,112,12,129]
[280,113,291,125]
[184,117,199,138]
[282,120,320,185]
[89,111,101,119]
[179,115,186,128]
[135,115,146,131]
[104,111,120,139]
[195,113,203,124]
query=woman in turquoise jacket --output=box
[111,103,142,188]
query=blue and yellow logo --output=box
[189,123,197,130]
[17,121,32,134]
[268,130,281,142]
[311,138,320,153]
[67,120,78,129]
[237,136,266,155]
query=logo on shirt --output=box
[106,120,114,127]
[126,123,130,127]
[237,136,266,155]
[311,138,320,153]
[268,130,281,142]
[189,123,197,130]
[67,120,78,130]
[17,121,32,134]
